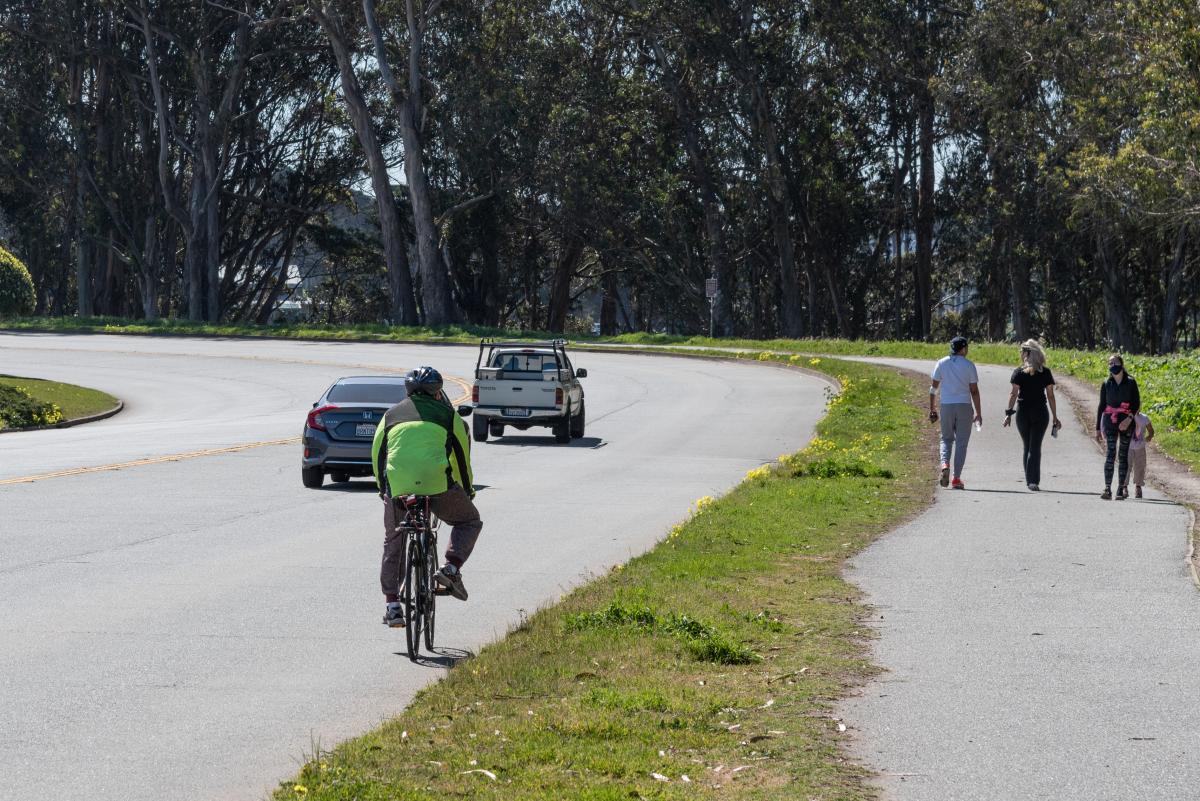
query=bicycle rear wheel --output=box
[403,535,422,661]
[422,527,438,651]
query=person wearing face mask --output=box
[1095,354,1141,500]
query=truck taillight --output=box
[555,387,564,405]
[472,385,479,403]
[306,404,337,431]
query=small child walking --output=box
[1129,411,1155,498]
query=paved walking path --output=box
[843,358,1200,801]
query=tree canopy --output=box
[1,0,1197,351]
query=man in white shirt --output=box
[929,336,983,489]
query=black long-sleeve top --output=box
[1095,375,1141,431]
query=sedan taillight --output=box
[306,404,337,431]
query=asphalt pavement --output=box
[842,357,1200,801]
[0,333,830,801]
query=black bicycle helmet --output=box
[404,366,443,397]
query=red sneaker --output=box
[951,477,965,490]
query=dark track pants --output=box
[1016,403,1049,486]
[1104,424,1133,489]
[381,482,482,598]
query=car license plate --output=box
[503,407,530,417]
[355,423,377,437]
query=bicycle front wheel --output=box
[404,535,422,661]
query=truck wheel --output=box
[553,414,570,443]
[473,413,489,442]
[302,467,324,489]
[489,422,505,438]
[570,402,585,438]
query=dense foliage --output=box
[0,245,34,317]
[0,384,63,429]
[1,0,1199,350]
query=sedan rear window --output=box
[327,382,408,404]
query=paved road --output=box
[0,333,829,801]
[842,358,1200,801]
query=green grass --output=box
[0,375,118,428]
[273,355,930,801]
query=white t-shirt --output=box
[1130,413,1151,451]
[932,354,979,406]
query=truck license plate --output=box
[503,408,530,417]
[355,423,377,437]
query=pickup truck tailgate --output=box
[476,373,561,410]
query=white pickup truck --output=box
[469,339,587,443]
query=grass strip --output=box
[273,356,930,801]
[0,375,118,429]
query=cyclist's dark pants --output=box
[1104,422,1133,489]
[1015,402,1049,485]
[381,481,482,598]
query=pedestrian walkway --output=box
[843,359,1200,801]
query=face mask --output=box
[1110,365,1123,375]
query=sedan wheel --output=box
[301,467,324,489]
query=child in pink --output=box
[1129,412,1155,498]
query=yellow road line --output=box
[0,437,301,486]
[0,385,471,486]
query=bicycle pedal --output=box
[433,585,451,596]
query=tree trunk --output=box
[915,89,934,339]
[399,108,454,324]
[600,271,618,335]
[1009,252,1032,340]
[139,215,159,320]
[202,138,221,321]
[1159,223,1188,353]
[746,80,801,337]
[1096,232,1134,350]
[186,165,206,321]
[311,2,419,326]
[636,21,734,336]
[546,239,583,332]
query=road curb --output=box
[0,399,123,435]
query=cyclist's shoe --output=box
[382,602,405,628]
[939,463,950,488]
[434,564,468,601]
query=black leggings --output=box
[1015,404,1049,485]
[1104,424,1133,489]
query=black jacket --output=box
[1095,375,1140,431]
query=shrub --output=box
[0,384,64,430]
[0,245,35,317]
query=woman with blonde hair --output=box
[1002,339,1061,491]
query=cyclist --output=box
[371,366,480,627]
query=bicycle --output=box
[394,495,441,661]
